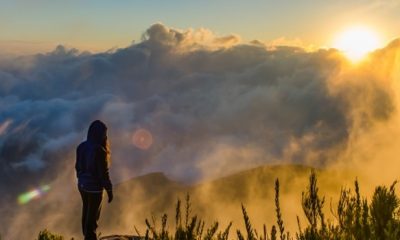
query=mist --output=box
[0,23,399,238]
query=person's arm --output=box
[75,144,81,178]
[96,146,113,202]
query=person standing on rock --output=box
[76,120,113,240]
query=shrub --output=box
[370,182,400,240]
[37,171,400,240]
[37,229,64,240]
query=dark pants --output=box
[79,188,103,240]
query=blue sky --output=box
[0,0,399,54]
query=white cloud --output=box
[0,23,398,187]
[1,22,400,239]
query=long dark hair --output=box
[87,120,111,161]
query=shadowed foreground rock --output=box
[100,235,140,240]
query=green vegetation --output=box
[37,229,65,240]
[295,173,400,240]
[38,171,400,240]
[136,194,232,240]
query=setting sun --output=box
[2,1,400,239]
[333,27,382,62]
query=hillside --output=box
[100,164,351,237]
[4,164,356,239]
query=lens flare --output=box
[132,128,153,150]
[18,185,51,205]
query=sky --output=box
[0,23,399,238]
[1,0,400,54]
[1,1,400,238]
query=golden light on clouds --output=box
[333,26,382,62]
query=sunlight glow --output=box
[333,27,381,62]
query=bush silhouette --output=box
[37,229,64,240]
[37,171,400,240]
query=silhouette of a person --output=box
[76,120,113,240]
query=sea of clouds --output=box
[0,23,399,238]
[1,23,399,187]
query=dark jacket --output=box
[75,140,112,192]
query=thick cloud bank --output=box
[0,23,399,191]
[1,23,400,239]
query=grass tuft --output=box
[38,171,400,240]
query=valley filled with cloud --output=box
[0,23,399,238]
